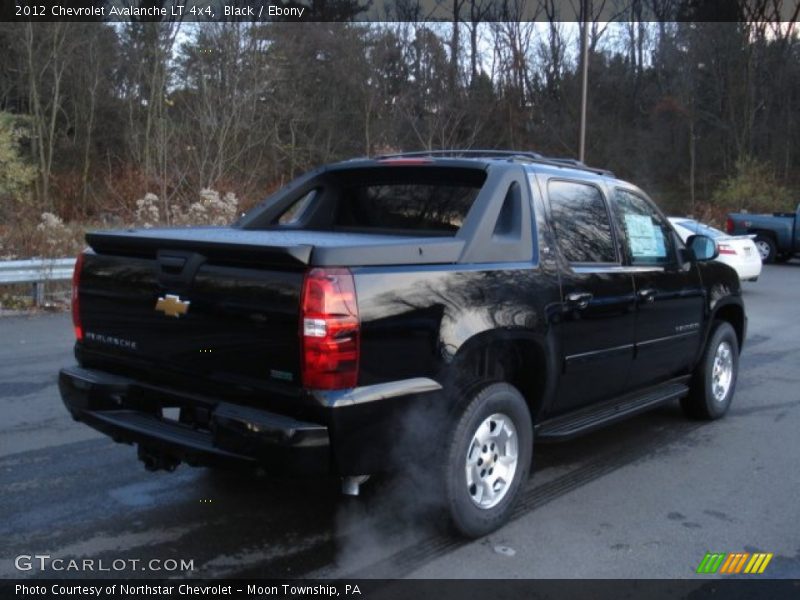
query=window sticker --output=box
[624,213,664,257]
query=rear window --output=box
[335,182,479,233]
[675,220,724,239]
[266,166,486,236]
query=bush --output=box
[33,212,83,258]
[0,203,87,260]
[171,189,239,226]
[134,188,239,228]
[0,112,35,213]
[134,193,161,228]
[0,113,37,259]
[711,156,793,213]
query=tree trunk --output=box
[81,44,100,216]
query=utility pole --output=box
[578,0,590,162]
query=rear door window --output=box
[547,180,617,264]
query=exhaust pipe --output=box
[138,446,179,472]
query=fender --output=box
[445,326,561,422]
[691,260,745,364]
[704,296,746,345]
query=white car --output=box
[669,217,762,282]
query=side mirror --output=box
[687,234,719,262]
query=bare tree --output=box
[24,22,70,210]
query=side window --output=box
[547,180,617,263]
[276,189,318,225]
[613,189,676,266]
[493,182,522,239]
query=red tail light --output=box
[71,252,86,341]
[725,218,734,234]
[718,243,738,256]
[300,268,359,389]
[377,158,432,165]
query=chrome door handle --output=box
[566,292,593,310]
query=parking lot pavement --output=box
[1,263,798,580]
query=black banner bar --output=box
[3,579,800,600]
[2,0,797,23]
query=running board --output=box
[536,382,689,441]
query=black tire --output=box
[754,235,776,263]
[681,322,739,420]
[443,382,532,538]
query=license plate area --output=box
[161,407,181,422]
[160,404,212,429]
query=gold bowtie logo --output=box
[155,294,190,318]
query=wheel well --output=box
[714,304,745,350]
[454,339,548,422]
[751,229,777,243]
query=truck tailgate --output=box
[77,225,465,398]
[79,231,308,395]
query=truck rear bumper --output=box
[59,366,331,475]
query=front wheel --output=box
[681,322,739,420]
[754,235,776,263]
[443,382,532,538]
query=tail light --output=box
[300,268,359,389]
[377,158,433,166]
[71,252,86,341]
[718,243,738,256]
[725,218,734,234]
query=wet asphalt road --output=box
[1,263,799,580]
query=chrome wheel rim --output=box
[712,341,734,402]
[755,241,771,260]
[465,413,518,509]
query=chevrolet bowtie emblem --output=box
[155,294,190,318]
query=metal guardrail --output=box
[0,258,76,305]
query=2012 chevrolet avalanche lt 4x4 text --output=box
[60,150,746,537]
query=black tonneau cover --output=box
[86,227,465,267]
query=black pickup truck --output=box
[60,150,746,537]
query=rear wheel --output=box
[754,235,776,263]
[443,382,532,538]
[681,322,739,420]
